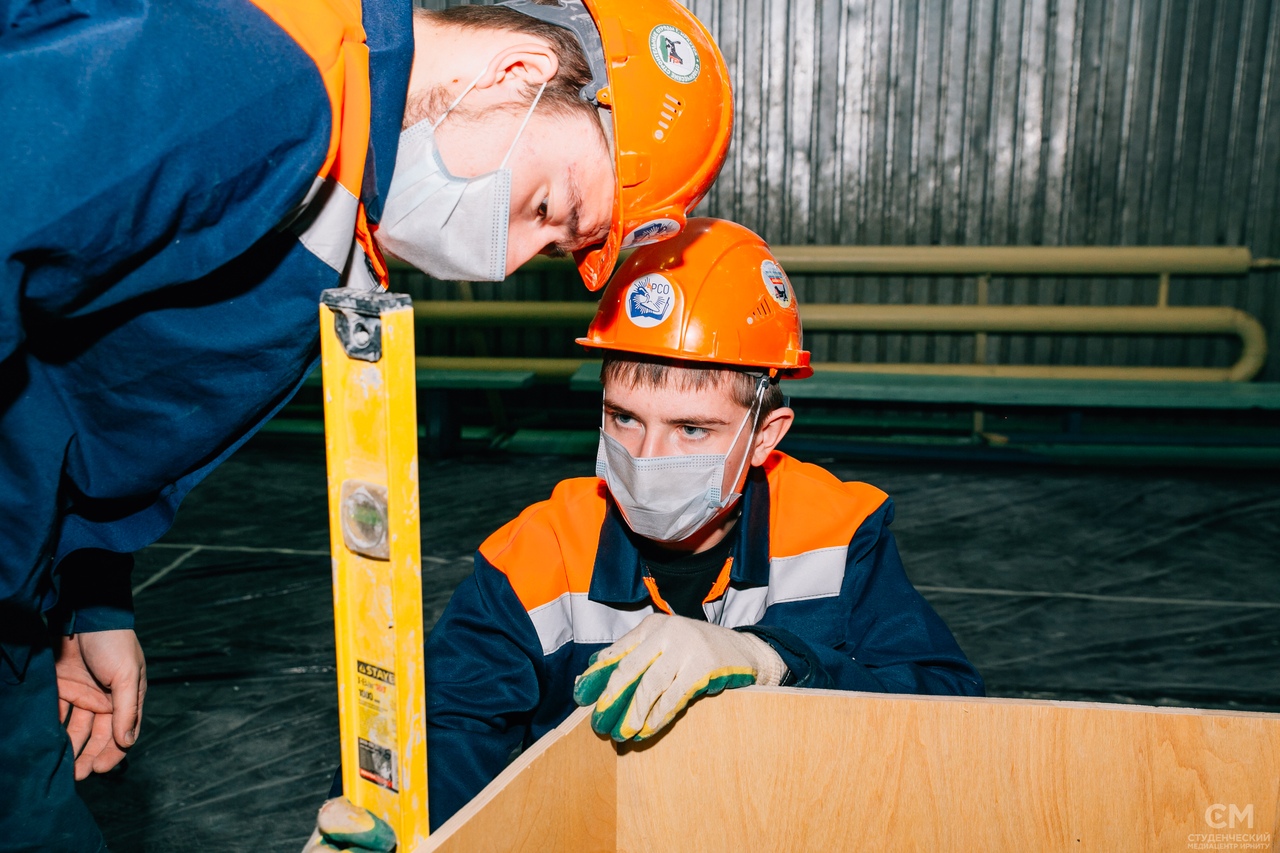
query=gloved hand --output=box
[573,613,786,742]
[300,797,397,852]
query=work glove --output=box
[300,797,396,852]
[573,613,786,742]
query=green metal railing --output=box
[399,245,1274,382]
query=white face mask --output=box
[374,71,547,282]
[595,379,768,543]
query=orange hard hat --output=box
[578,218,813,378]
[503,0,734,291]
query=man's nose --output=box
[505,223,556,275]
[636,429,665,459]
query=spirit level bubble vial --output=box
[319,288,429,848]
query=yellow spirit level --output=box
[319,288,429,848]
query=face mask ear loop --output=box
[499,81,547,168]
[431,66,490,132]
[715,376,770,509]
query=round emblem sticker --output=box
[624,274,677,328]
[620,218,682,249]
[649,25,701,84]
[761,260,792,308]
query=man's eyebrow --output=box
[602,400,638,419]
[662,415,732,428]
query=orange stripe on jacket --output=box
[763,452,888,559]
[246,0,371,198]
[479,478,610,613]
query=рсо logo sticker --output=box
[649,25,701,84]
[625,274,677,328]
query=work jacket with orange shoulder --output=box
[0,0,409,630]
[425,451,984,828]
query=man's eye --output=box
[680,425,707,439]
[609,412,634,426]
[537,199,549,219]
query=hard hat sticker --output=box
[761,260,793,308]
[625,274,677,328]
[621,218,682,249]
[649,25,701,84]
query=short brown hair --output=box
[600,353,787,417]
[412,4,601,130]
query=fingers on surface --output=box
[572,658,617,707]
[617,654,681,740]
[317,797,396,852]
[575,614,667,705]
[638,668,756,741]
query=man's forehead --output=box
[603,371,746,415]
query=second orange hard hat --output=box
[578,218,813,378]
[504,0,734,290]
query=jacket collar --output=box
[361,0,414,223]
[588,467,772,606]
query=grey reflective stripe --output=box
[766,546,848,605]
[343,243,381,293]
[718,586,768,629]
[718,545,849,629]
[526,592,656,656]
[290,176,360,273]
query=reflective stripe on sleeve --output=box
[526,593,656,655]
[290,176,360,273]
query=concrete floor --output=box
[78,433,1280,851]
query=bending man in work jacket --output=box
[418,219,985,831]
[0,1,733,848]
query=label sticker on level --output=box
[649,25,700,84]
[625,274,677,328]
[356,660,399,792]
[761,260,792,308]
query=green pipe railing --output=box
[404,244,1273,382]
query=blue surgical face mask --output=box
[374,71,547,282]
[595,378,769,543]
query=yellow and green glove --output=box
[300,797,397,852]
[573,613,787,741]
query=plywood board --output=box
[420,708,614,853]
[616,688,1280,852]
[417,690,1280,853]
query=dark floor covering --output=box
[77,432,1280,851]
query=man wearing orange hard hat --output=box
[368,219,982,839]
[1,1,732,849]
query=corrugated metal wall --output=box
[415,0,1280,380]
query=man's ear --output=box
[750,407,794,466]
[475,41,559,98]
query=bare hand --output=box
[54,629,146,780]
